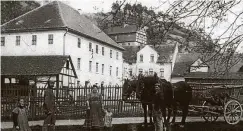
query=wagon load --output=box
[190,85,243,125]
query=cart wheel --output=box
[224,99,242,125]
[202,101,219,122]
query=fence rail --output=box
[2,84,231,121]
[1,85,143,121]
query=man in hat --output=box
[42,80,56,131]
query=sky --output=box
[11,0,243,52]
[56,0,243,52]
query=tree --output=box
[1,1,40,24]
[94,0,243,75]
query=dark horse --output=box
[122,77,154,125]
[123,74,192,128]
[155,77,192,128]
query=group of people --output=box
[12,81,113,131]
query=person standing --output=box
[153,83,164,131]
[85,85,104,131]
[42,81,56,131]
[103,107,113,131]
[12,98,32,131]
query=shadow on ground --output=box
[2,122,243,131]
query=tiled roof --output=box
[172,53,201,77]
[1,1,123,50]
[104,25,138,34]
[184,72,243,79]
[1,55,77,77]
[172,53,243,77]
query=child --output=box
[12,98,31,131]
[103,107,113,131]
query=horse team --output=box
[122,73,192,129]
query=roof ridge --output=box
[1,3,45,27]
[56,1,67,27]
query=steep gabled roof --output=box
[1,55,77,78]
[104,25,138,34]
[172,53,201,77]
[172,53,243,77]
[1,1,123,50]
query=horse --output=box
[122,78,154,125]
[132,74,192,128]
[152,76,193,128]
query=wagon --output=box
[190,85,243,125]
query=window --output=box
[96,62,99,73]
[102,64,104,75]
[110,50,112,58]
[128,43,130,46]
[116,52,119,60]
[160,68,164,77]
[89,61,92,72]
[16,36,20,46]
[140,54,143,62]
[89,42,92,51]
[110,66,112,76]
[96,45,98,54]
[77,38,81,48]
[1,37,5,46]
[150,54,154,62]
[77,58,81,70]
[116,67,118,76]
[139,69,143,74]
[129,69,132,76]
[48,34,53,44]
[32,35,37,45]
[149,68,153,75]
[102,47,104,56]
[77,81,80,86]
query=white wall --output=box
[123,45,173,82]
[1,31,64,56]
[1,30,123,86]
[190,59,209,72]
[65,33,123,86]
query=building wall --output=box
[190,59,209,72]
[1,31,64,56]
[65,33,123,86]
[1,30,123,86]
[123,45,173,82]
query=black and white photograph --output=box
[1,0,243,131]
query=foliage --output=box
[93,0,243,74]
[1,1,40,24]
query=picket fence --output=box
[1,85,143,121]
